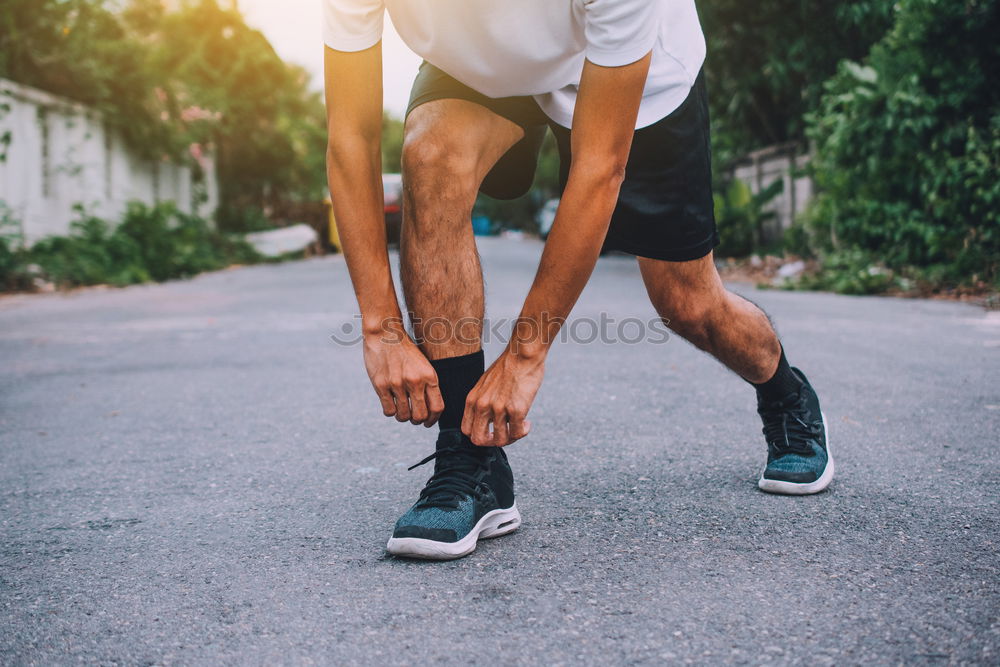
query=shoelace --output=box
[407,445,490,510]
[759,393,822,457]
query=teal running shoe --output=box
[386,429,520,560]
[757,368,834,495]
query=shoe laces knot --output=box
[759,392,822,457]
[407,445,491,509]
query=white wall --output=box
[732,143,814,243]
[0,78,218,245]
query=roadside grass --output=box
[717,250,999,308]
[1,202,269,292]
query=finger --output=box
[461,392,478,437]
[390,385,412,423]
[461,374,490,435]
[508,413,531,443]
[491,408,510,447]
[407,382,428,425]
[471,399,493,446]
[424,382,444,428]
[375,385,396,417]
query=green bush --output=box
[713,178,783,257]
[0,206,32,291]
[804,0,1000,288]
[700,0,894,160]
[785,249,901,295]
[215,204,275,234]
[2,202,262,290]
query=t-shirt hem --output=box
[585,40,657,69]
[535,80,696,130]
[322,29,383,53]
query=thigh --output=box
[406,61,548,200]
[403,98,527,198]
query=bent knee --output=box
[664,300,712,335]
[401,130,478,199]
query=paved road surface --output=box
[2,238,998,665]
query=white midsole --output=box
[758,411,834,495]
[386,503,521,560]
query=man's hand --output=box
[363,328,444,427]
[462,350,545,447]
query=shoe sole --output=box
[385,504,521,560]
[758,412,835,495]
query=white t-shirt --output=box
[322,0,706,129]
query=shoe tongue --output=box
[433,429,487,474]
[760,387,803,410]
[435,428,468,450]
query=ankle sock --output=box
[751,346,803,403]
[429,350,485,431]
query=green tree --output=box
[803,0,1000,286]
[700,0,894,160]
[143,0,327,229]
[1,0,330,230]
[0,0,174,157]
[382,112,404,173]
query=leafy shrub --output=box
[700,0,894,160]
[785,249,901,295]
[804,0,1000,288]
[714,178,784,257]
[28,214,139,286]
[0,205,33,291]
[215,204,277,234]
[6,202,262,290]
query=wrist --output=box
[506,338,548,363]
[506,311,561,361]
[362,314,407,342]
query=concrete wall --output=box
[731,142,813,243]
[0,78,218,245]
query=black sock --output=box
[751,346,803,403]
[430,350,485,431]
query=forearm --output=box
[326,138,402,335]
[511,166,624,357]
[508,55,649,361]
[323,43,401,336]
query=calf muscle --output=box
[399,100,523,360]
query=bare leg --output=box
[638,252,781,383]
[400,100,524,360]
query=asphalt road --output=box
[2,237,998,665]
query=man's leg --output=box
[639,252,833,495]
[387,99,525,560]
[637,252,779,382]
[399,98,525,425]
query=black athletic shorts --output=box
[406,61,719,262]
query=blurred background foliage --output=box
[0,201,262,290]
[1,0,328,233]
[796,0,1000,289]
[704,0,999,291]
[1,0,997,293]
[698,0,896,163]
